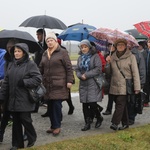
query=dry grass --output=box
[25,124,150,150]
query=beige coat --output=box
[105,50,141,95]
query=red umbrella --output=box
[90,27,139,47]
[134,21,150,37]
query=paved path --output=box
[1,94,150,150]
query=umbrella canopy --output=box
[134,21,150,38]
[0,29,42,53]
[90,27,139,47]
[125,29,147,40]
[58,24,96,42]
[19,15,67,30]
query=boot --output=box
[95,106,103,128]
[95,116,103,128]
[81,118,91,131]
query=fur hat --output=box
[114,39,127,47]
[45,32,57,42]
[79,39,92,48]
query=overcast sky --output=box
[0,0,150,38]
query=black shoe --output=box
[10,147,18,150]
[68,106,75,115]
[95,117,103,128]
[102,111,111,115]
[41,113,49,117]
[129,120,134,125]
[110,124,118,130]
[27,141,35,147]
[118,125,129,130]
[81,124,91,131]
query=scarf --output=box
[116,49,126,58]
[80,53,92,71]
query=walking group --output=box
[0,28,149,150]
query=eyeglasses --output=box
[117,43,125,46]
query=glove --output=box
[18,79,24,87]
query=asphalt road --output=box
[1,93,150,150]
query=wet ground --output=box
[1,93,150,150]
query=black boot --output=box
[81,118,91,131]
[95,116,103,128]
[68,106,75,115]
[95,105,103,128]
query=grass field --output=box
[26,124,150,150]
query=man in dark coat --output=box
[33,29,48,113]
[127,47,146,125]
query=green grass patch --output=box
[71,71,79,92]
[70,54,79,61]
[25,124,150,150]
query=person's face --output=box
[14,47,24,59]
[46,38,57,49]
[116,42,126,52]
[138,45,143,50]
[36,32,43,42]
[80,44,90,54]
[147,40,150,49]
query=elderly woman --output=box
[0,43,42,149]
[39,32,74,136]
[105,39,141,130]
[75,39,103,131]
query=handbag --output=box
[116,61,134,94]
[22,62,46,103]
[94,73,109,90]
[28,83,46,103]
[134,90,146,114]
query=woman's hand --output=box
[81,74,86,80]
[106,55,111,63]
[67,83,72,89]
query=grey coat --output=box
[0,43,42,112]
[76,52,102,103]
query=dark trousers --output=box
[106,94,115,112]
[111,95,129,126]
[82,102,100,122]
[66,90,74,108]
[127,95,137,122]
[11,112,37,148]
[47,100,62,129]
[0,110,11,134]
[143,82,150,103]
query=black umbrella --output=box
[0,30,42,53]
[19,15,67,30]
[125,29,147,40]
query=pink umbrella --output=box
[89,27,139,48]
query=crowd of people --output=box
[0,28,149,150]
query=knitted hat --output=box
[79,39,92,48]
[114,39,127,47]
[45,32,57,42]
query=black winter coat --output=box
[0,43,42,112]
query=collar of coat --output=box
[43,45,61,56]
[111,49,132,61]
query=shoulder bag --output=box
[94,73,109,90]
[116,61,134,94]
[22,62,46,103]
